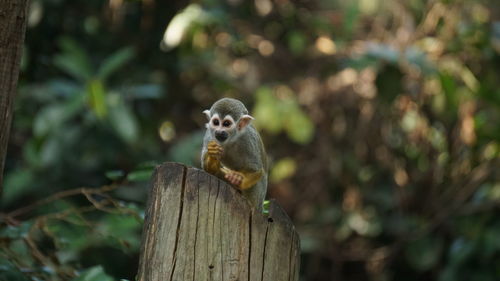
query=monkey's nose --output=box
[215,131,228,142]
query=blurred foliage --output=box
[2,0,500,280]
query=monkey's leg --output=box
[203,140,224,177]
[220,167,263,190]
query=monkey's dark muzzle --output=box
[215,131,228,142]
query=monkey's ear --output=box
[238,114,254,130]
[203,110,211,120]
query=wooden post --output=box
[0,0,29,195]
[137,162,300,281]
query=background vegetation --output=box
[2,0,500,280]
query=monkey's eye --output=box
[223,120,231,127]
[212,119,220,126]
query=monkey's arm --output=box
[202,140,225,178]
[220,166,264,190]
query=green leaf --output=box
[87,79,107,118]
[270,157,297,182]
[53,37,93,82]
[46,79,82,98]
[253,86,314,144]
[287,31,307,55]
[285,109,314,144]
[0,258,30,281]
[34,105,66,137]
[71,266,114,281]
[343,1,360,35]
[439,72,458,113]
[46,220,89,251]
[122,84,164,99]
[262,200,270,215]
[40,135,62,166]
[253,87,283,133]
[127,169,154,182]
[98,213,142,251]
[135,161,158,170]
[107,93,139,143]
[0,221,33,239]
[33,93,85,137]
[2,169,34,205]
[105,170,125,181]
[97,47,135,80]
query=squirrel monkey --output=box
[201,98,268,212]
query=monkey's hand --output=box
[207,140,223,159]
[223,168,244,187]
[221,166,263,190]
[203,140,224,176]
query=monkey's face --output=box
[204,110,254,146]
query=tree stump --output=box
[137,162,300,281]
[0,0,29,194]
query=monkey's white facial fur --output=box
[208,114,236,130]
[203,110,254,144]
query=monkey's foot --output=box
[207,140,223,159]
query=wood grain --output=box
[0,0,29,194]
[137,162,300,281]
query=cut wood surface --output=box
[137,162,300,281]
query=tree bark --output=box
[137,162,301,281]
[0,0,29,195]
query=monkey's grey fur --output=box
[201,98,268,212]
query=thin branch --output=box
[5,184,118,219]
